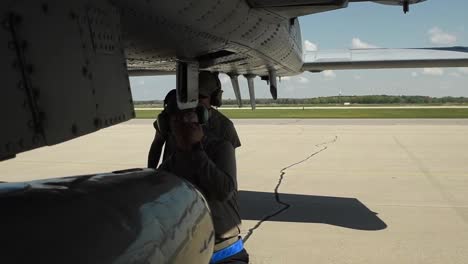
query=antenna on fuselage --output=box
[245,74,256,110]
[261,70,278,100]
[268,70,278,100]
[228,74,242,108]
[403,0,409,13]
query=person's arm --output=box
[147,131,165,169]
[172,142,236,201]
[225,122,241,149]
[216,111,241,148]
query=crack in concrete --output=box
[243,136,338,243]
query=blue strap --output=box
[210,239,244,264]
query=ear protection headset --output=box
[210,89,223,107]
[154,90,174,137]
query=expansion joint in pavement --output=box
[393,136,468,224]
[243,136,338,243]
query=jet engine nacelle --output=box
[0,169,215,264]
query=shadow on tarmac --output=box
[239,190,387,231]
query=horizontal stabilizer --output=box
[302,47,468,72]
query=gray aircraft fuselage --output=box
[120,0,427,77]
[120,0,303,77]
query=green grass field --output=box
[135,108,468,119]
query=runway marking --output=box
[276,119,302,125]
[243,136,338,243]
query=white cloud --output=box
[351,38,378,49]
[449,72,461,78]
[304,40,318,51]
[322,70,336,80]
[428,27,457,45]
[411,72,419,77]
[281,75,310,84]
[458,68,468,74]
[297,76,309,84]
[283,84,296,93]
[422,68,444,76]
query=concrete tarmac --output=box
[1,119,468,263]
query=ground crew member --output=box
[157,93,249,264]
[198,71,241,149]
[147,90,177,168]
[147,72,241,168]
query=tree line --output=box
[135,95,468,106]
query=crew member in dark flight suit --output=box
[147,72,241,168]
[147,90,177,168]
[158,94,249,264]
[198,71,241,150]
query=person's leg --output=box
[215,249,249,264]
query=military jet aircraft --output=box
[1,0,468,263]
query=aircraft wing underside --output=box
[302,47,468,72]
[1,0,464,161]
[128,47,468,76]
[247,0,426,17]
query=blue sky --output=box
[130,1,468,100]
